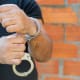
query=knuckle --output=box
[17,60,21,65]
[16,60,22,65]
[20,52,24,57]
[2,20,8,27]
[12,4,17,7]
[2,21,5,27]
[9,4,18,9]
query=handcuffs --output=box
[12,17,41,77]
[12,53,34,77]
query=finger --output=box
[8,36,26,44]
[9,59,21,65]
[6,33,17,39]
[0,11,16,19]
[0,13,17,23]
[6,24,24,33]
[2,18,16,28]
[0,4,18,13]
[11,52,24,59]
[10,44,26,52]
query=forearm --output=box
[28,28,52,62]
[19,16,52,62]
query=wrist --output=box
[27,18,37,36]
[25,17,41,41]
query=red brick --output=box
[66,25,80,41]
[35,60,59,76]
[42,7,78,24]
[77,46,80,57]
[44,77,73,80]
[44,24,64,41]
[78,45,80,50]
[45,77,62,80]
[68,0,80,4]
[64,61,80,76]
[36,0,64,5]
[64,79,73,80]
[52,42,77,59]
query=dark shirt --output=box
[0,0,42,80]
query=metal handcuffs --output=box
[12,17,41,77]
[12,53,34,77]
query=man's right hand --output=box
[0,34,26,65]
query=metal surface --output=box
[12,53,34,77]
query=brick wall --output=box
[35,0,80,80]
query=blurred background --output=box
[35,0,80,80]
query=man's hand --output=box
[0,34,26,65]
[0,4,36,35]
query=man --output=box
[0,0,52,80]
